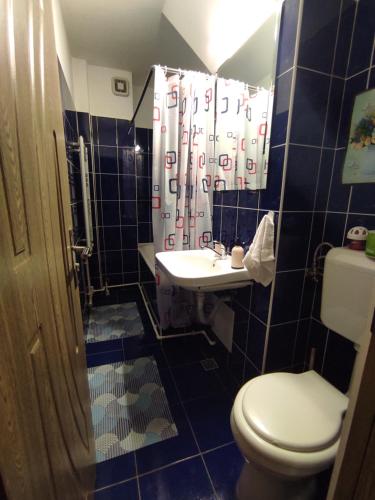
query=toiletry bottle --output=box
[231,238,244,269]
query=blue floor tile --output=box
[86,348,125,368]
[86,338,124,355]
[158,368,180,407]
[135,403,198,475]
[122,337,167,369]
[204,443,244,500]
[95,478,139,499]
[184,394,234,451]
[161,336,208,367]
[139,456,215,500]
[95,452,136,489]
[171,362,225,402]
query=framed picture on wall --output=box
[342,88,375,184]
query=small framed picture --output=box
[342,88,375,184]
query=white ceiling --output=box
[60,0,207,85]
[60,0,280,85]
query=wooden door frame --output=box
[328,310,375,499]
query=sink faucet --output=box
[201,240,227,260]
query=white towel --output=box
[242,211,275,286]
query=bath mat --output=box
[88,357,178,463]
[85,302,144,343]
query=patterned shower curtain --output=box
[215,78,273,191]
[152,66,215,328]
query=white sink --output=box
[155,248,252,292]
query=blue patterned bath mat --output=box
[88,357,178,463]
[85,302,144,343]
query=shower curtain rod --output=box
[129,64,260,127]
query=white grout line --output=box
[297,64,345,80]
[134,452,142,500]
[288,142,336,150]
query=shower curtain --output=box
[152,66,215,328]
[215,78,273,191]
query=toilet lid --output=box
[242,371,348,452]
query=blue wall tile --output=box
[135,127,149,152]
[337,71,368,148]
[236,209,258,247]
[323,212,347,246]
[119,148,135,174]
[333,0,357,77]
[307,319,328,372]
[100,174,119,200]
[306,212,325,266]
[119,175,137,200]
[120,200,137,225]
[327,149,351,212]
[271,70,292,146]
[102,201,121,226]
[246,314,266,371]
[122,250,139,273]
[276,0,300,76]
[97,117,117,146]
[298,0,341,74]
[259,146,285,210]
[222,190,238,206]
[220,207,237,248]
[271,271,305,324]
[290,69,330,146]
[322,330,356,392]
[347,0,375,77]
[232,302,250,352]
[350,184,375,214]
[105,250,123,274]
[346,213,375,232]
[315,149,334,210]
[77,111,90,143]
[104,226,122,250]
[266,322,298,371]
[277,212,313,271]
[293,318,310,365]
[283,145,321,211]
[117,119,134,147]
[324,77,345,148]
[99,146,118,174]
[250,282,271,323]
[238,189,259,209]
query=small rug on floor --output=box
[85,302,144,343]
[88,357,178,463]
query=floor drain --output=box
[200,358,219,371]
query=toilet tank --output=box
[321,248,375,346]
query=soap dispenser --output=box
[231,238,244,269]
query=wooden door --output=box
[328,311,375,500]
[0,0,95,498]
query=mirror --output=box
[57,0,281,310]
[214,9,279,191]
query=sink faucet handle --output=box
[213,240,223,254]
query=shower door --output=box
[0,0,95,498]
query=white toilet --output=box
[231,248,375,500]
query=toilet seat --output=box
[231,370,349,478]
[242,371,348,453]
